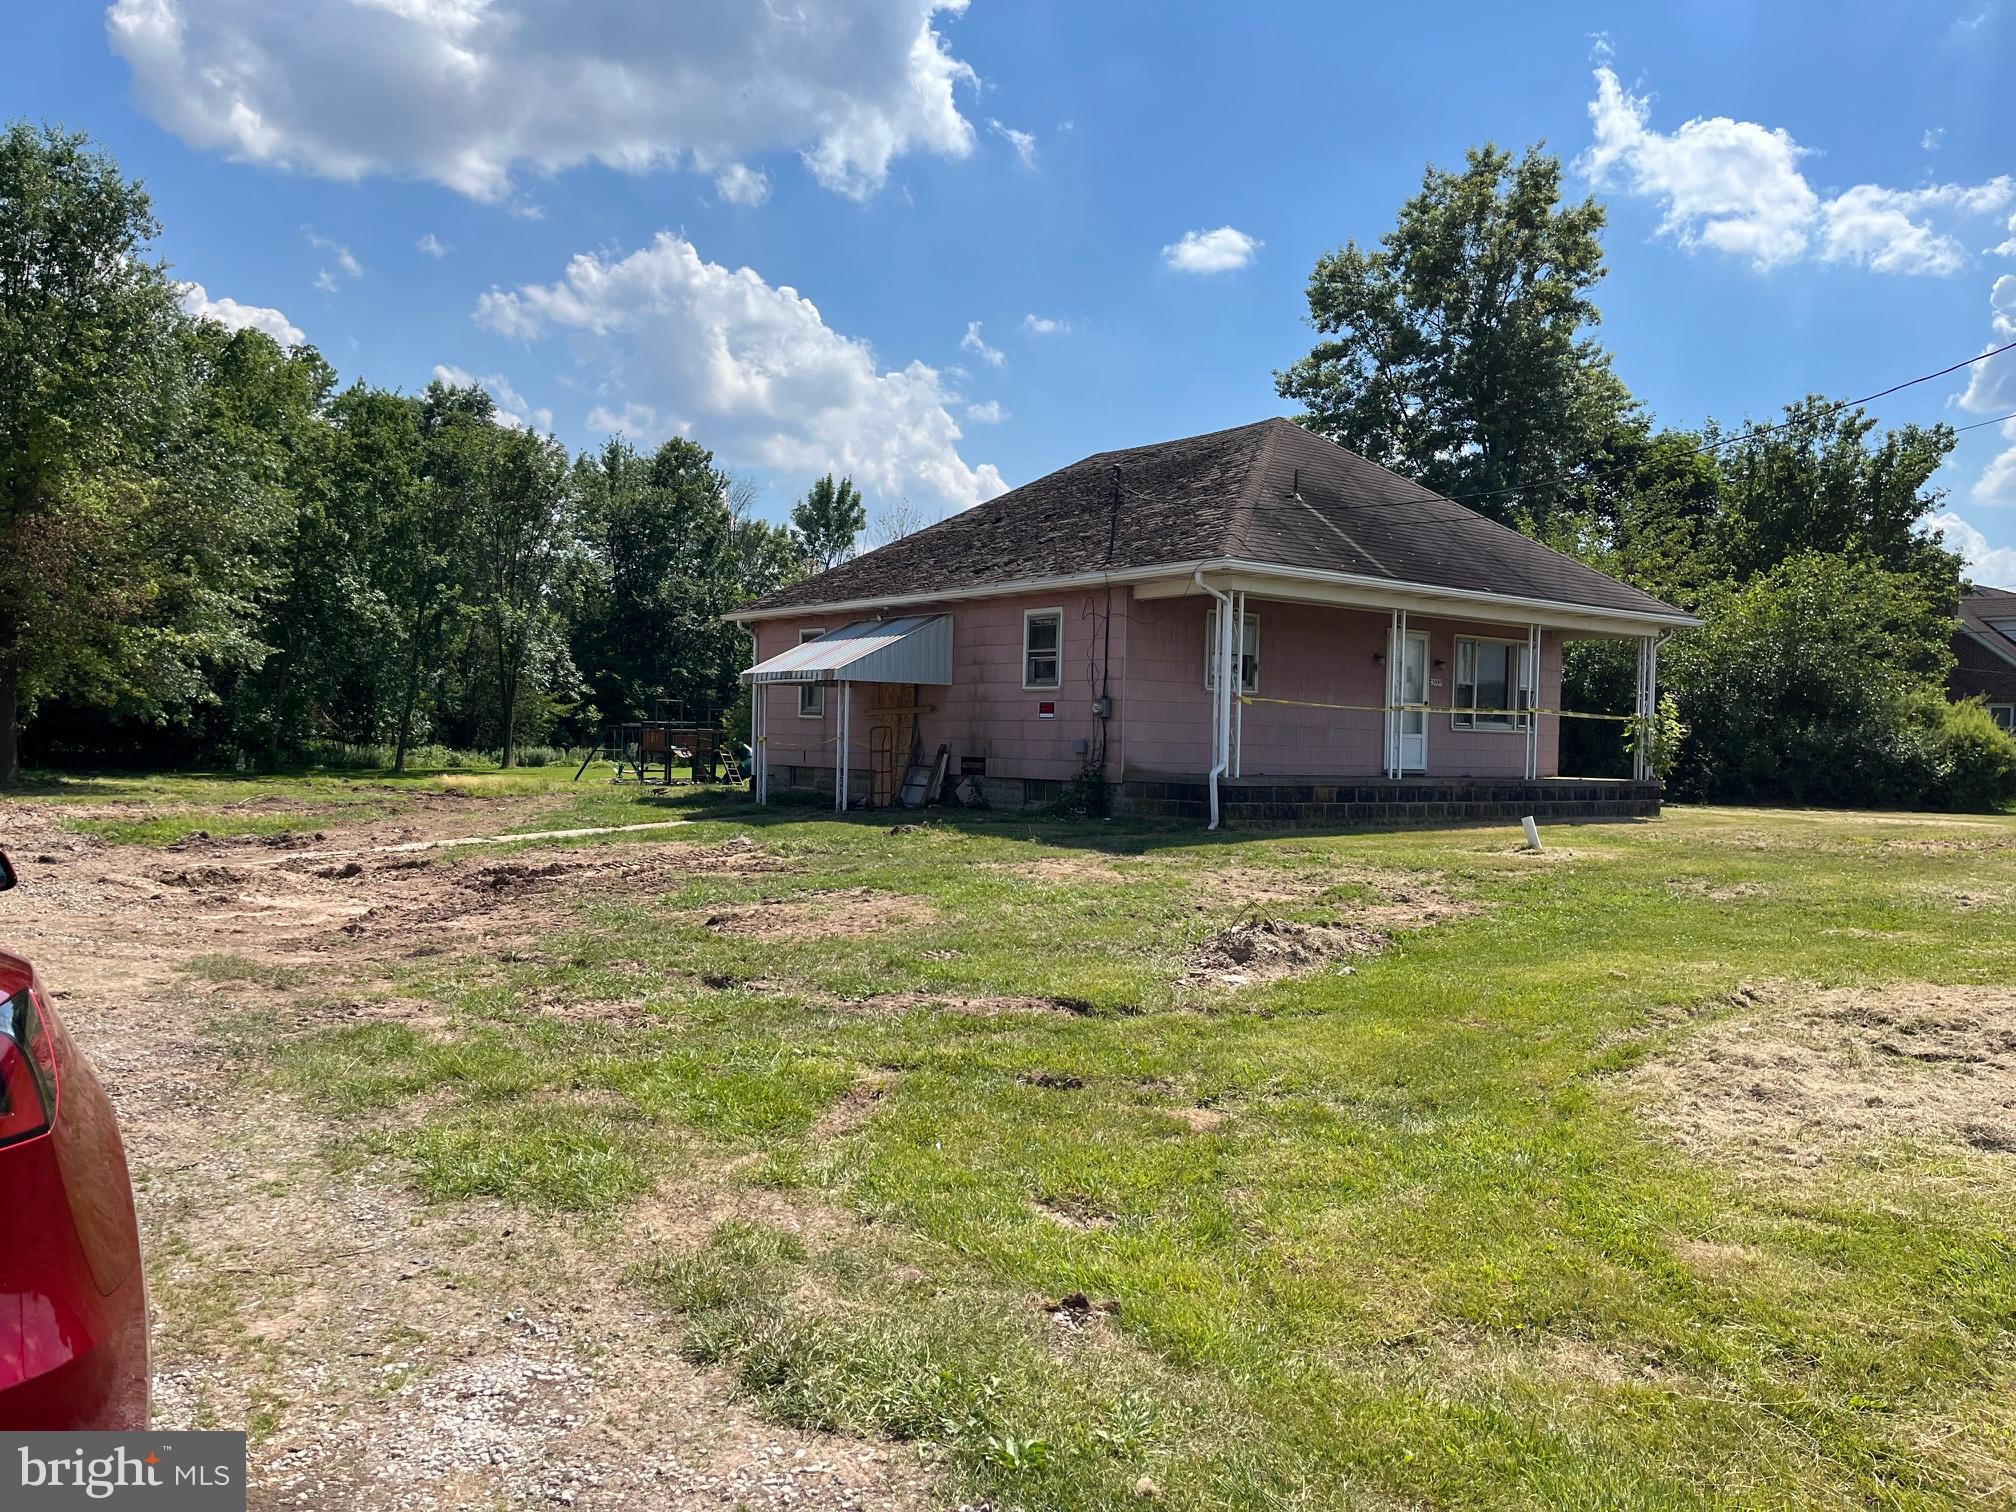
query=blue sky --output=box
[9,1,2016,581]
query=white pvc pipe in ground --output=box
[1522,815,1542,851]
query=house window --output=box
[1453,636,1533,731]
[1204,610,1260,693]
[1023,608,1062,689]
[1992,704,2015,733]
[796,629,825,717]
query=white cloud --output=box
[312,269,340,295]
[474,231,1008,512]
[1582,64,2012,274]
[108,0,978,203]
[1958,274,2016,416]
[177,280,304,345]
[714,162,771,207]
[1923,126,1947,152]
[1021,313,1070,335]
[1926,510,2016,585]
[431,363,553,433]
[987,118,1035,169]
[1994,210,2016,257]
[959,320,1004,368]
[965,399,1008,423]
[1161,225,1260,274]
[1822,180,2014,275]
[303,227,363,278]
[417,232,450,258]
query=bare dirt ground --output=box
[0,797,937,1512]
[1626,981,2016,1166]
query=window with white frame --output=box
[1023,608,1062,689]
[1992,703,2014,733]
[796,628,826,717]
[1452,636,1533,731]
[1204,609,1260,693]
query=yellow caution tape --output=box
[1237,695,1639,724]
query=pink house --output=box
[733,419,1695,826]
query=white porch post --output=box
[1632,637,1654,783]
[1526,623,1542,781]
[753,679,767,805]
[834,680,848,811]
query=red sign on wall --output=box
[1037,701,1056,719]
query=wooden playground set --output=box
[572,701,743,786]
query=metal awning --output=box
[741,614,953,686]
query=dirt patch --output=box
[823,990,1094,1018]
[1181,873,1470,989]
[702,888,934,940]
[1160,1105,1228,1133]
[0,795,934,1511]
[812,1072,898,1140]
[987,854,1128,884]
[1035,1200,1114,1232]
[1672,1239,1762,1274]
[1018,1069,1085,1090]
[1667,878,1770,902]
[1625,983,2016,1165]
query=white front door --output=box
[1399,631,1428,772]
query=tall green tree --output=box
[1276,144,1635,524]
[791,473,865,570]
[0,122,292,782]
[467,420,577,768]
[575,436,748,726]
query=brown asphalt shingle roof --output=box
[1959,586,2016,661]
[742,418,1689,621]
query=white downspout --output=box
[1232,589,1245,779]
[1195,569,1233,830]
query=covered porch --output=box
[1125,569,1676,827]
[741,613,954,811]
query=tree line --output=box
[0,122,885,784]
[5,120,2012,807]
[1279,144,2016,809]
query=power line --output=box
[1436,335,2016,506]
[1949,407,2016,437]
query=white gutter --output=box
[725,562,1213,624]
[1195,568,1233,831]
[728,555,1698,632]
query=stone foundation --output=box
[1117,775,1662,827]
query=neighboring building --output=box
[1951,586,2016,732]
[732,419,1695,826]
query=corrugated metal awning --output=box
[741,614,953,685]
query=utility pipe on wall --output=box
[1195,569,1234,830]
[745,629,767,806]
[1232,589,1246,779]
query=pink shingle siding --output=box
[755,587,1573,790]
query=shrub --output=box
[1662,553,1958,807]
[1929,698,2016,812]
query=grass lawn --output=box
[173,782,2016,1506]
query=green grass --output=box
[205,785,2016,1506]
[17,761,628,845]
